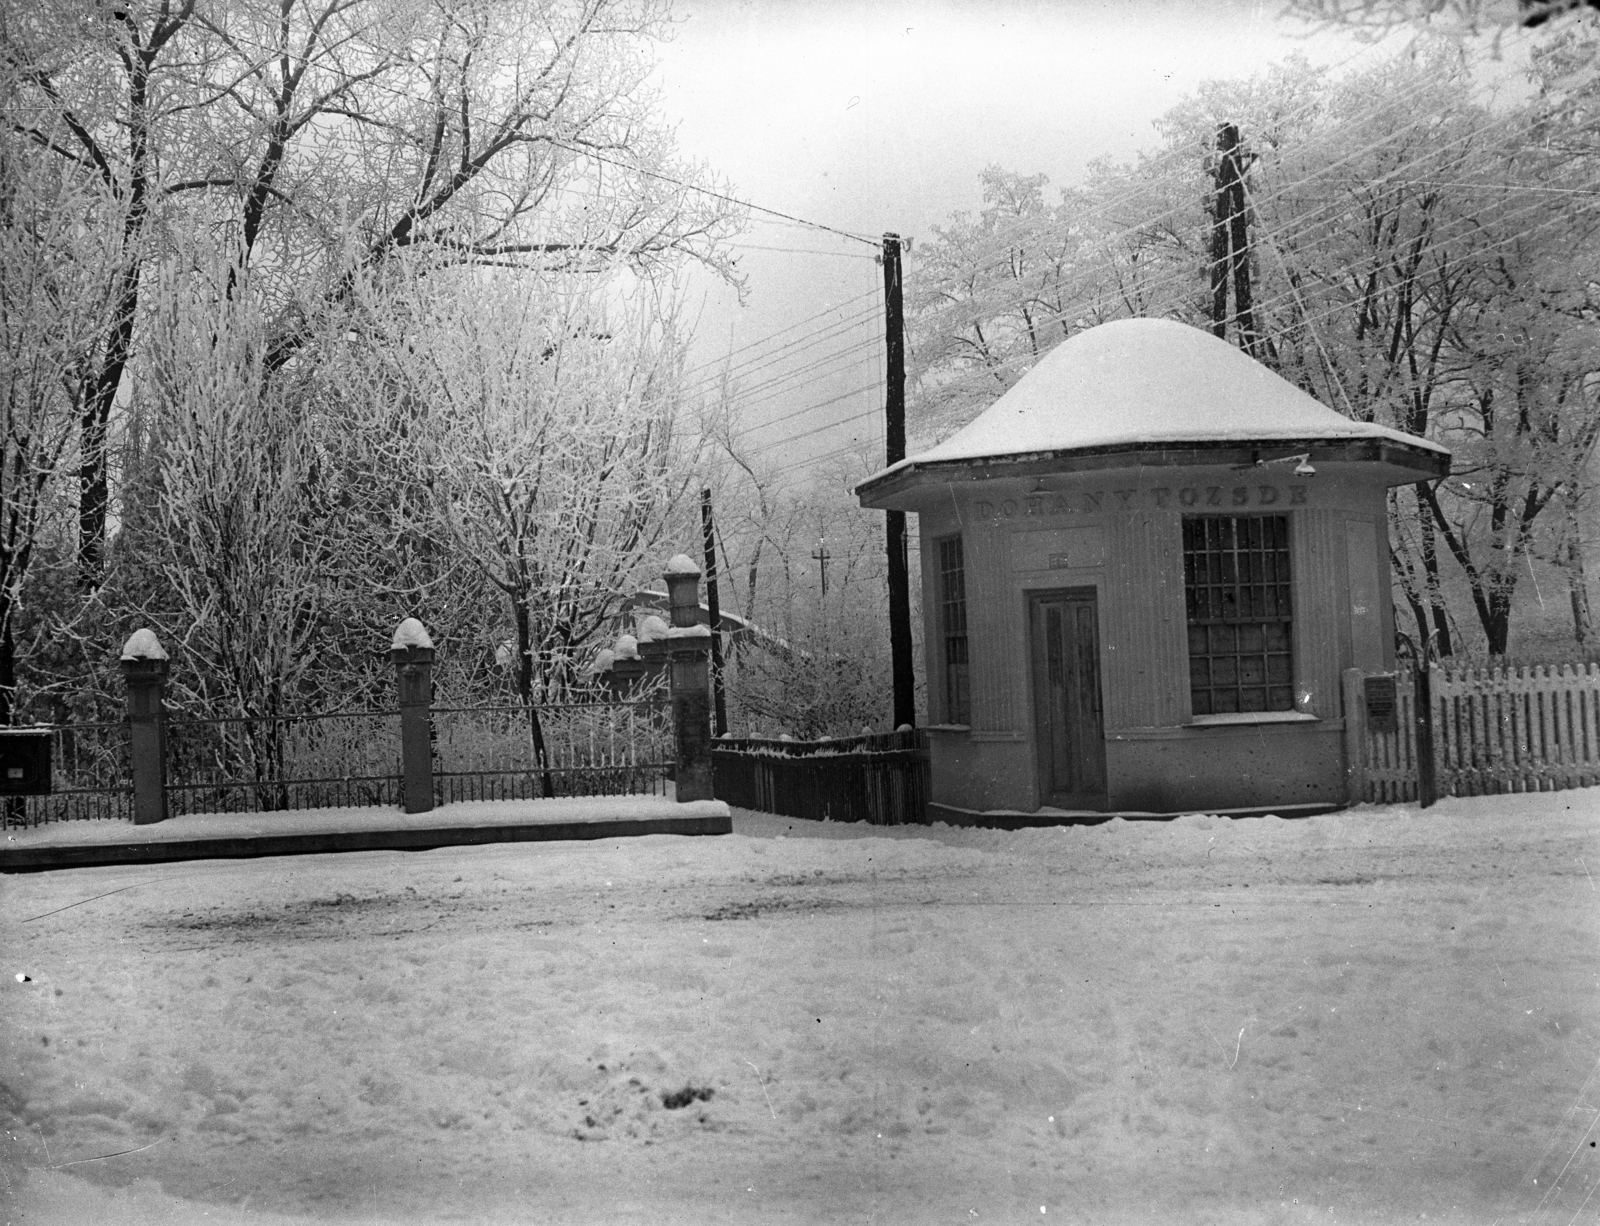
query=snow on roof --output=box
[391,617,434,650]
[120,628,168,661]
[868,318,1448,482]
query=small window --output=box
[938,535,971,725]
[1183,515,1294,715]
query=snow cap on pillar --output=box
[664,553,700,577]
[391,618,434,651]
[120,628,168,661]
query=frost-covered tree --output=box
[0,132,110,722]
[1,0,742,584]
[329,267,701,707]
[908,48,1600,657]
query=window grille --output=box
[938,536,970,725]
[1182,515,1294,715]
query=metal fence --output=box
[712,729,930,825]
[1353,662,1600,803]
[165,710,404,815]
[1,722,133,828]
[431,699,674,803]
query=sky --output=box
[647,0,1400,489]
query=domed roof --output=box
[878,318,1447,476]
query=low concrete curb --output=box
[2,811,733,872]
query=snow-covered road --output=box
[3,792,1598,1225]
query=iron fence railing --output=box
[431,699,674,803]
[1,721,133,828]
[165,710,403,816]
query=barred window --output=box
[938,535,970,725]
[1182,516,1294,715]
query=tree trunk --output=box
[1415,492,1454,657]
[513,597,556,798]
[1565,499,1592,647]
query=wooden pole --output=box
[700,488,728,738]
[883,233,916,729]
[1210,124,1233,339]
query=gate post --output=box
[664,555,714,802]
[1340,667,1367,807]
[120,629,169,825]
[1415,661,1437,809]
[391,618,435,814]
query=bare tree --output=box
[2,0,742,586]
[0,130,108,721]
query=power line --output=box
[730,241,881,258]
[907,103,1580,408]
[103,18,886,262]
[550,142,882,249]
[678,288,880,382]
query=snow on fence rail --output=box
[711,729,930,825]
[1356,662,1600,803]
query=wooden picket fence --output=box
[1351,662,1600,803]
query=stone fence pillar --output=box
[391,618,435,814]
[120,629,169,825]
[663,555,713,802]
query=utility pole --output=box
[1209,125,1232,341]
[700,488,727,737]
[882,233,916,729]
[1209,123,1272,363]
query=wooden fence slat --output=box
[1353,659,1600,803]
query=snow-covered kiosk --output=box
[855,318,1450,819]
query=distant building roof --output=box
[858,318,1447,504]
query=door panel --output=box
[1032,591,1107,807]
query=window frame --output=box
[936,534,971,726]
[1181,514,1296,717]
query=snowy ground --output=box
[2,790,1598,1226]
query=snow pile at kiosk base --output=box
[3,790,1597,1226]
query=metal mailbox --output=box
[0,729,52,795]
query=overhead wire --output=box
[941,36,1535,287]
[138,18,884,260]
[677,287,880,383]
[902,100,1576,410]
[753,148,1596,482]
[194,17,1586,488]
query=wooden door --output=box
[1031,590,1107,808]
